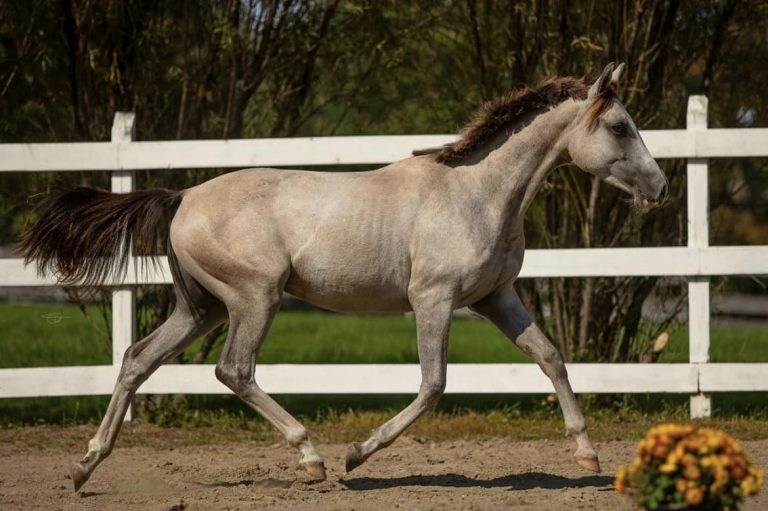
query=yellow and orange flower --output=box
[615,423,763,509]
[685,486,705,506]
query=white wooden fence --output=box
[1,96,768,419]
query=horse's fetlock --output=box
[565,414,588,437]
[378,435,395,448]
[286,428,309,447]
[84,439,110,461]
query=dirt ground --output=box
[2,427,767,510]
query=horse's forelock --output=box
[584,88,616,129]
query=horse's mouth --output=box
[634,193,664,213]
[640,196,662,212]
[604,176,659,212]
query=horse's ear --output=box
[611,62,625,86]
[588,62,615,98]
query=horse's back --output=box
[170,166,425,312]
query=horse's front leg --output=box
[470,283,600,473]
[345,290,454,473]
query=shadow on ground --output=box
[79,491,108,498]
[341,472,613,491]
[200,478,294,489]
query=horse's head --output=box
[567,63,667,211]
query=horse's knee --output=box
[215,361,252,393]
[536,343,567,379]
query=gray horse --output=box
[21,62,666,491]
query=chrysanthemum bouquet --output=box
[615,423,763,510]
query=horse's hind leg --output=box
[214,285,326,480]
[71,274,226,491]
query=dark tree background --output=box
[1,0,767,366]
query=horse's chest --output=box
[457,250,521,302]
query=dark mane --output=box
[414,76,613,164]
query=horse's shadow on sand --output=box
[200,478,294,489]
[341,472,613,492]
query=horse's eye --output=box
[611,121,628,137]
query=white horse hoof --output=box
[575,455,601,473]
[71,463,89,492]
[301,461,327,481]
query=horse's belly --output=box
[285,255,411,314]
[285,276,411,314]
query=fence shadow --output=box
[340,472,613,492]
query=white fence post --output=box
[110,112,137,421]
[687,96,711,419]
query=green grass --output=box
[190,309,531,364]
[1,301,767,426]
[4,302,768,368]
[0,302,111,368]
[663,324,768,363]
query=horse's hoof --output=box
[576,455,601,473]
[345,442,364,473]
[302,461,327,481]
[70,463,89,492]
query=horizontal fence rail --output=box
[2,363,768,398]
[3,246,768,286]
[1,96,767,419]
[3,129,768,172]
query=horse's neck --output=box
[459,100,579,226]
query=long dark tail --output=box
[19,187,182,287]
